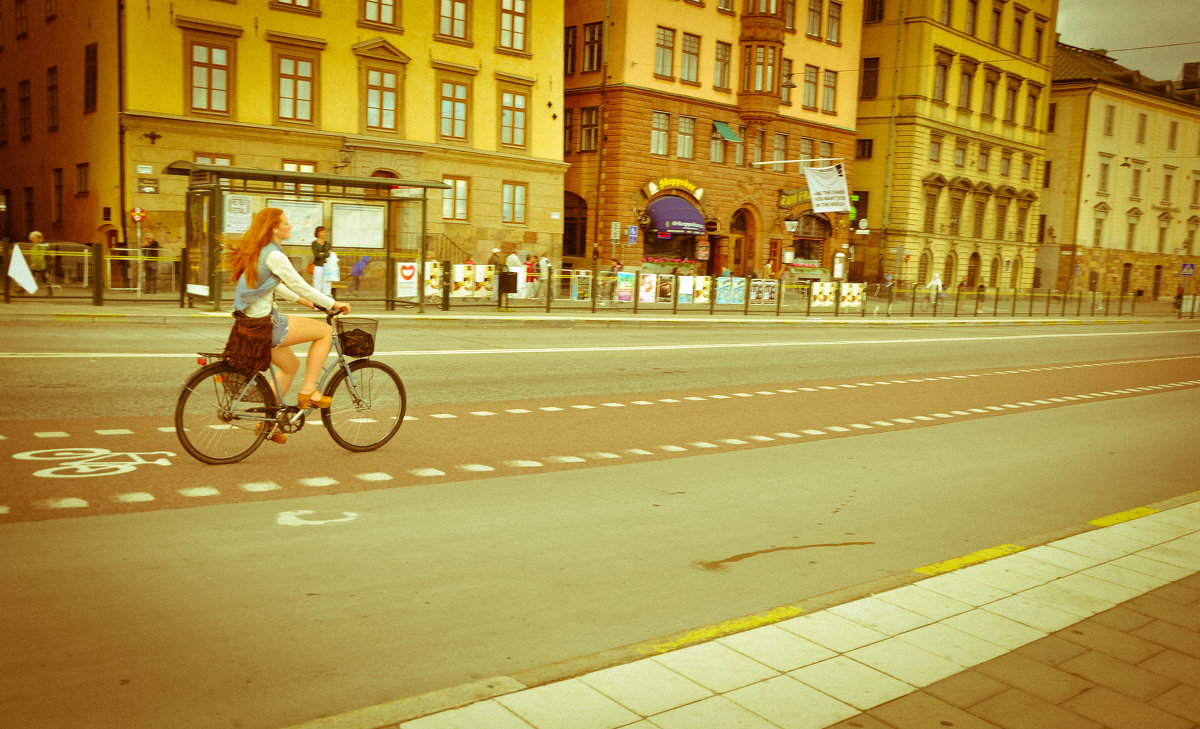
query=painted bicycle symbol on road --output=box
[14,448,176,478]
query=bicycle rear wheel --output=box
[321,359,406,452]
[176,362,277,464]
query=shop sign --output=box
[647,177,701,197]
[778,188,812,209]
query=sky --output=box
[1055,0,1200,82]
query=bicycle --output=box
[175,309,406,464]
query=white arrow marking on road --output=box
[276,510,359,526]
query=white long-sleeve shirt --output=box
[240,249,335,318]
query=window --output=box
[1047,102,1056,131]
[499,0,526,51]
[654,27,674,77]
[718,0,734,9]
[1163,169,1175,203]
[500,89,527,148]
[190,42,231,114]
[282,160,316,196]
[583,22,603,72]
[958,62,975,108]
[1103,104,1115,136]
[1021,156,1031,180]
[856,139,873,158]
[195,154,233,166]
[51,168,63,224]
[502,182,526,224]
[773,133,787,171]
[989,3,1001,44]
[681,34,700,84]
[18,80,31,140]
[861,57,879,99]
[865,0,883,23]
[1186,218,1198,254]
[439,79,468,140]
[1043,160,1051,188]
[735,126,747,165]
[1025,86,1039,127]
[965,0,977,35]
[366,69,398,131]
[1032,24,1044,62]
[781,58,793,103]
[1136,113,1147,143]
[580,106,598,151]
[807,0,822,37]
[364,0,396,25]
[277,55,315,122]
[1192,178,1200,207]
[46,66,58,131]
[1132,167,1143,199]
[564,26,577,75]
[802,65,819,108]
[677,116,695,159]
[752,129,765,166]
[933,53,950,102]
[442,176,468,220]
[75,163,89,194]
[982,70,997,116]
[1093,214,1106,247]
[1168,121,1179,150]
[994,199,1009,239]
[924,191,939,233]
[1015,202,1028,241]
[714,42,731,89]
[827,2,841,42]
[978,146,990,172]
[1000,151,1011,176]
[948,192,964,235]
[15,0,28,37]
[1003,79,1018,122]
[821,70,837,112]
[973,195,987,238]
[438,0,468,39]
[1126,211,1140,249]
[1098,161,1110,193]
[651,111,669,154]
[819,140,833,164]
[710,128,725,163]
[954,144,966,166]
[562,108,572,153]
[84,43,98,113]
[784,0,796,28]
[929,134,942,161]
[275,0,314,7]
[1011,11,1024,54]
[1157,215,1170,253]
[799,137,813,168]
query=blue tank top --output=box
[233,242,284,313]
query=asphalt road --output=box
[1,320,1198,729]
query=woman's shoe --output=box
[256,422,288,444]
[297,390,333,409]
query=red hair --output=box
[224,207,284,289]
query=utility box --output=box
[498,271,518,294]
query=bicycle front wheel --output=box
[321,359,406,452]
[176,362,277,464]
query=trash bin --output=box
[498,271,518,294]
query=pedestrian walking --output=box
[28,231,51,294]
[142,232,160,294]
[925,273,943,305]
[310,226,332,296]
[350,255,369,294]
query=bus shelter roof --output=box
[163,161,449,193]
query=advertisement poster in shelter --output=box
[677,275,695,304]
[452,264,474,297]
[571,270,592,301]
[395,261,419,298]
[639,274,657,303]
[693,276,712,304]
[616,271,636,302]
[424,261,442,298]
[731,277,747,304]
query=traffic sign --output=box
[1182,263,1195,277]
[628,225,638,246]
[130,207,146,222]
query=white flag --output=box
[7,243,39,294]
[803,163,852,214]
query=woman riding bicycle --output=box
[225,207,351,424]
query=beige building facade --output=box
[856,0,1056,291]
[1,0,565,291]
[563,0,862,279]
[1044,45,1200,300]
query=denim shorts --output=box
[271,307,288,347]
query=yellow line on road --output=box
[1089,506,1159,527]
[913,544,1026,576]
[636,605,804,656]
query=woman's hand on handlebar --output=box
[332,300,351,315]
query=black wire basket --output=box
[336,318,378,358]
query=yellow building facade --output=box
[563,0,862,279]
[1,1,564,286]
[1043,44,1200,300]
[856,0,1055,290]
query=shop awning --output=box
[713,121,742,142]
[646,196,707,235]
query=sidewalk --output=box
[1,294,1184,328]
[290,495,1200,729]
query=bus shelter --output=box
[165,161,447,311]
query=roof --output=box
[1053,43,1200,109]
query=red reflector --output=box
[197,357,207,366]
